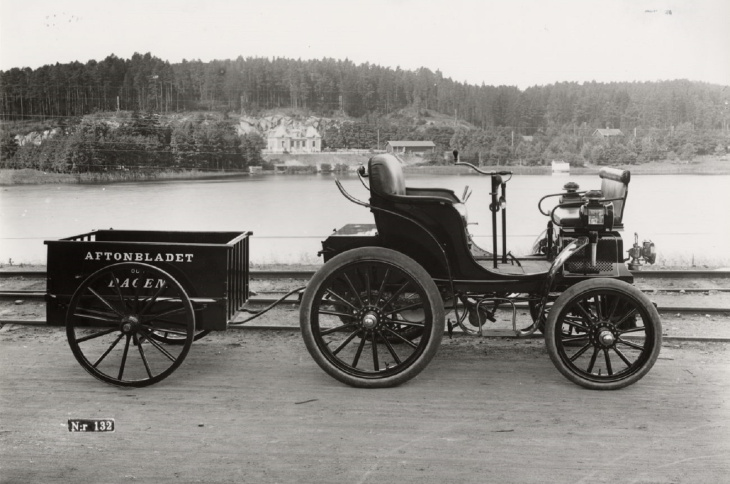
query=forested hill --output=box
[1,52,728,132]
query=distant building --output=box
[551,160,570,173]
[267,125,322,153]
[521,135,534,143]
[593,128,623,139]
[385,140,436,155]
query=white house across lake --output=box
[267,125,322,153]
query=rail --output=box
[2,269,729,279]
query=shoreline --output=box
[2,157,729,185]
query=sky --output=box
[1,0,728,89]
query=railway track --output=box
[2,269,730,315]
[1,269,729,279]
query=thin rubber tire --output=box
[300,247,444,388]
[545,278,661,390]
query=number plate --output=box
[68,418,115,432]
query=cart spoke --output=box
[385,318,424,327]
[340,273,363,307]
[606,294,621,321]
[384,301,424,316]
[371,332,380,371]
[574,301,596,323]
[364,267,372,305]
[73,308,121,324]
[331,329,360,356]
[594,295,604,320]
[612,346,633,367]
[561,319,590,332]
[134,333,154,379]
[75,327,118,343]
[382,281,410,310]
[88,287,124,317]
[91,333,125,368]
[139,283,169,316]
[375,268,391,303]
[118,334,131,380]
[614,308,639,328]
[561,333,589,343]
[619,326,646,335]
[324,288,359,312]
[140,331,178,362]
[603,349,613,375]
[108,271,130,312]
[586,347,599,373]
[378,329,402,365]
[352,334,367,367]
[318,309,356,320]
[142,305,188,322]
[616,338,645,351]
[320,323,356,336]
[568,342,592,362]
[381,326,418,349]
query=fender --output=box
[516,236,589,337]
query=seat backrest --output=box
[599,167,630,225]
[369,154,405,196]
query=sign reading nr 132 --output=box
[68,418,115,432]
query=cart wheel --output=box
[66,263,195,387]
[300,247,444,388]
[545,279,662,390]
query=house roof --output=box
[594,129,623,136]
[386,140,436,147]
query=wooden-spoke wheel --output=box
[545,279,662,390]
[300,247,444,388]
[66,263,195,387]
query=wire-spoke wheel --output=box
[66,263,195,387]
[300,247,444,388]
[545,279,662,390]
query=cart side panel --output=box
[226,235,250,320]
[45,238,243,330]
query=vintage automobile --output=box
[299,151,661,390]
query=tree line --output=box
[1,52,729,172]
[2,52,729,132]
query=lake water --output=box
[1,173,729,267]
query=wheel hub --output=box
[121,315,140,333]
[361,311,379,329]
[589,322,617,348]
[599,331,615,346]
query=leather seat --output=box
[369,154,468,223]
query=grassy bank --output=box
[2,156,729,185]
[407,156,730,176]
[0,168,249,185]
